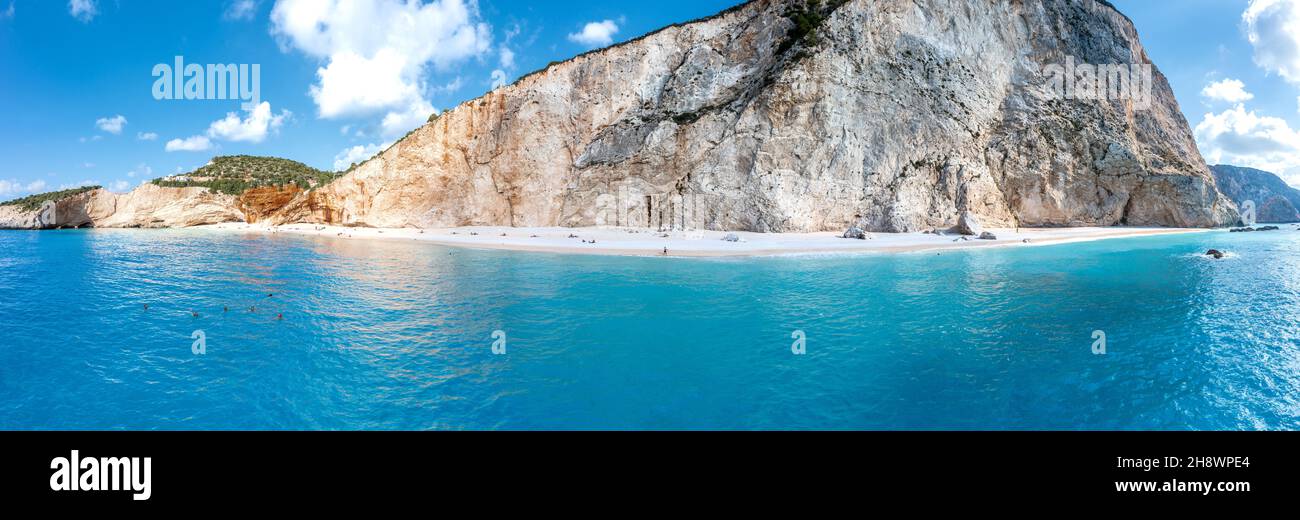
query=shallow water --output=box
[1,227,1299,430]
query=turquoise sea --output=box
[1,228,1298,430]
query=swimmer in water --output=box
[143,303,149,310]
[277,313,283,320]
[249,306,256,312]
[191,311,199,318]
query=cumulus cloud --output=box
[95,115,127,134]
[164,102,288,152]
[0,179,48,197]
[206,101,290,143]
[165,136,214,152]
[68,0,97,23]
[568,20,619,47]
[379,99,433,137]
[109,180,131,192]
[137,132,158,141]
[2,2,14,20]
[224,0,258,21]
[1244,0,1300,83]
[1195,104,1300,186]
[1201,78,1255,103]
[332,141,392,171]
[499,45,515,70]
[270,0,491,124]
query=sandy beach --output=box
[198,222,1211,257]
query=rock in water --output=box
[978,231,997,240]
[951,212,983,236]
[1206,249,1224,259]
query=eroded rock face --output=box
[1210,164,1300,223]
[264,0,1236,231]
[0,185,243,229]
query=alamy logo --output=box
[153,56,261,110]
[491,330,507,355]
[50,450,152,501]
[791,330,806,355]
[1240,200,1257,226]
[1092,330,1107,355]
[191,330,206,355]
[1043,56,1152,110]
[38,200,57,227]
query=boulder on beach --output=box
[841,227,867,240]
[722,233,740,242]
[978,231,997,240]
[949,211,983,236]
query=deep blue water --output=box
[1,227,1299,430]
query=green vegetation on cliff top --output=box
[0,185,102,212]
[151,155,340,196]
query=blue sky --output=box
[3,0,1300,200]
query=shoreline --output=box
[194,223,1213,257]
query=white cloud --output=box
[379,99,433,137]
[490,69,508,89]
[1195,103,1300,186]
[332,141,392,171]
[568,20,619,47]
[95,115,127,134]
[499,45,515,70]
[1245,0,1300,83]
[126,164,152,179]
[165,136,214,152]
[1201,78,1255,103]
[430,76,463,96]
[109,180,131,192]
[206,101,290,143]
[224,0,258,21]
[0,179,48,197]
[137,132,158,141]
[2,2,14,20]
[270,0,491,123]
[83,162,95,169]
[68,0,97,23]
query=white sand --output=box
[197,222,1211,257]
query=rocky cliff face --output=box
[265,0,1236,232]
[0,185,243,229]
[2,0,1238,233]
[1210,165,1300,223]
